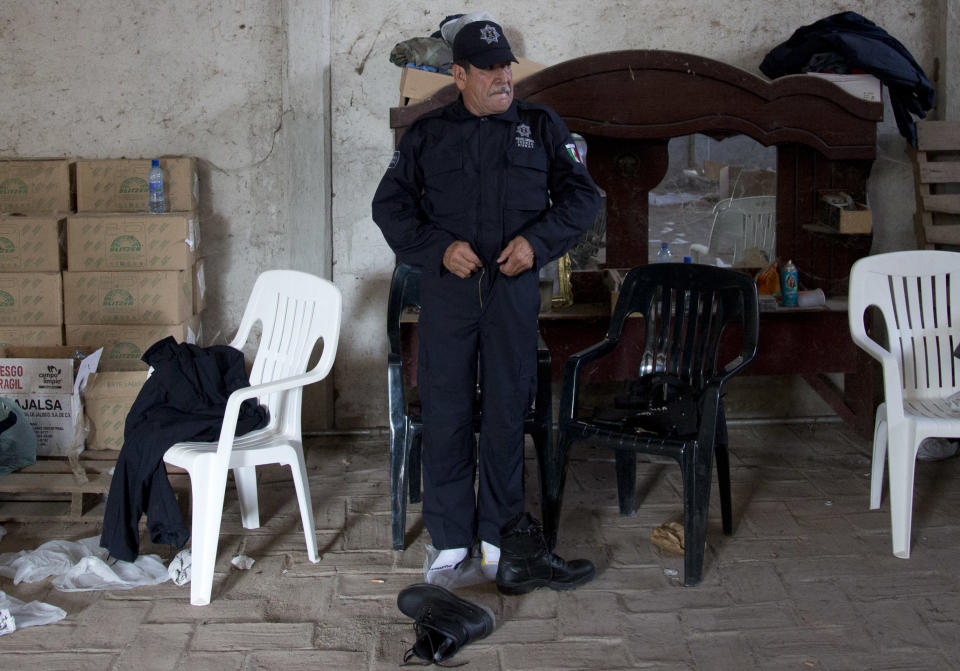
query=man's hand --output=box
[442,241,483,278]
[497,236,535,276]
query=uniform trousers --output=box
[417,267,539,549]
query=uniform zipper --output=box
[477,267,486,308]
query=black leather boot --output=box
[397,583,495,664]
[495,512,596,596]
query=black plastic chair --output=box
[388,262,553,550]
[543,263,759,585]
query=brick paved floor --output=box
[1,421,959,670]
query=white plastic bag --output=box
[0,536,168,591]
[0,537,103,584]
[0,591,66,635]
[52,554,168,592]
[422,544,489,589]
[917,438,959,461]
[168,549,191,586]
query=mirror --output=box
[648,134,777,266]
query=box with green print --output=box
[65,316,202,371]
[83,370,149,450]
[62,269,192,325]
[0,272,62,325]
[0,159,72,215]
[66,212,198,270]
[0,215,65,271]
[75,157,198,213]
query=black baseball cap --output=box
[452,21,518,69]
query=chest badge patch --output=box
[515,123,535,149]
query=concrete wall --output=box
[941,0,960,119]
[0,1,946,428]
[0,0,334,426]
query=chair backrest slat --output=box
[232,270,342,428]
[613,264,758,391]
[851,251,960,399]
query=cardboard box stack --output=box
[0,159,71,348]
[65,157,204,450]
[0,159,75,457]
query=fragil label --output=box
[0,357,72,394]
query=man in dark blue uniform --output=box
[373,20,600,593]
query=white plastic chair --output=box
[848,250,960,558]
[163,270,342,605]
[690,195,776,266]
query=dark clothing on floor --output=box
[759,11,934,146]
[100,337,268,562]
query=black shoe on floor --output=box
[495,512,596,596]
[397,583,495,664]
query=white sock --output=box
[427,547,468,578]
[480,541,500,581]
[481,541,500,566]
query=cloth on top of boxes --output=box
[390,37,453,72]
[100,337,268,562]
[389,11,498,73]
[759,11,934,146]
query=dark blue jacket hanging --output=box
[100,337,268,562]
[759,11,934,146]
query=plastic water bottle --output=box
[781,259,799,307]
[148,159,165,214]
[656,242,672,263]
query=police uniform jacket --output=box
[372,96,600,276]
[100,337,268,562]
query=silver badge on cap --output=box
[479,24,500,44]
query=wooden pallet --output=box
[0,451,190,523]
[912,120,960,248]
[0,451,116,522]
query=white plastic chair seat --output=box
[163,269,342,605]
[164,426,299,469]
[848,250,960,559]
[903,399,960,420]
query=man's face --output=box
[454,62,514,117]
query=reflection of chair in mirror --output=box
[544,263,759,586]
[848,250,960,559]
[689,195,776,267]
[387,263,554,551]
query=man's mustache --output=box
[489,86,511,96]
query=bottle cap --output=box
[660,242,669,249]
[151,159,159,167]
[683,256,692,263]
